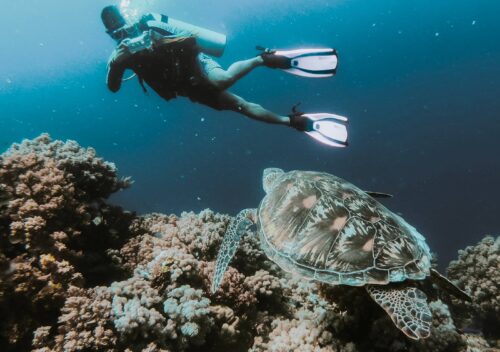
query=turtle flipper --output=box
[430,268,472,302]
[364,191,393,199]
[366,285,432,340]
[211,208,256,293]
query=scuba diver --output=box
[101,5,348,147]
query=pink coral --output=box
[209,305,241,344]
[200,261,257,313]
[244,270,284,298]
[53,286,117,351]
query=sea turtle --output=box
[211,168,470,340]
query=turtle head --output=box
[262,168,284,194]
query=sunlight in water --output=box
[119,0,158,22]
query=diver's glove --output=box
[257,46,292,69]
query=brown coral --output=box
[447,236,500,339]
[0,134,133,350]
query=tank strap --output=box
[152,35,196,49]
[137,75,148,94]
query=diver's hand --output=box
[112,43,133,65]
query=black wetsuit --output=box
[106,13,223,109]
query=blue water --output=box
[1,0,499,266]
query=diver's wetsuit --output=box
[106,13,225,110]
[106,13,290,125]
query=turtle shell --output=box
[257,170,431,286]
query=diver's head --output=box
[101,5,127,36]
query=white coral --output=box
[163,285,213,348]
[259,307,338,352]
[145,248,199,285]
[111,277,165,339]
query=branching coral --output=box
[244,270,284,298]
[447,236,500,338]
[0,134,133,350]
[209,305,241,345]
[163,285,213,349]
[147,248,201,290]
[1,133,131,200]
[0,134,132,260]
[176,210,230,260]
[52,286,116,352]
[251,306,350,352]
[111,277,166,341]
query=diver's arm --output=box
[106,47,130,92]
[107,63,124,92]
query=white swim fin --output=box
[259,46,338,78]
[304,113,348,147]
[289,107,348,148]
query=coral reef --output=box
[1,135,499,351]
[0,134,133,350]
[51,285,116,351]
[447,236,500,343]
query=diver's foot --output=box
[259,48,291,69]
[289,109,312,132]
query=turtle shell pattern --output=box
[257,171,431,286]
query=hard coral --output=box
[251,306,345,352]
[176,210,230,260]
[53,286,116,352]
[163,285,213,349]
[0,134,132,351]
[447,236,500,338]
[147,248,201,290]
[2,133,131,200]
[111,277,166,341]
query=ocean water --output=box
[1,0,499,267]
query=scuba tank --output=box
[102,6,226,57]
[153,17,226,57]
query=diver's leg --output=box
[225,57,264,83]
[207,57,264,90]
[218,91,289,125]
